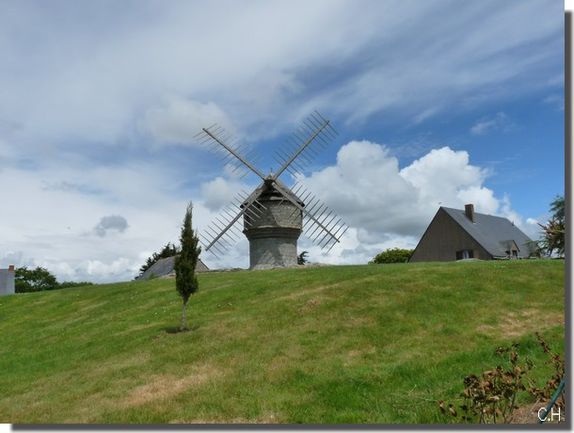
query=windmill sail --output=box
[196,111,348,265]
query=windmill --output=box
[195,111,348,270]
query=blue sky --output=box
[0,0,565,282]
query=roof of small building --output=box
[138,255,209,280]
[441,207,533,258]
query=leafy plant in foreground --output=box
[528,333,564,410]
[439,344,532,423]
[439,335,565,424]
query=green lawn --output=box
[0,260,564,424]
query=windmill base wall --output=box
[245,227,301,270]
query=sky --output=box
[0,0,565,283]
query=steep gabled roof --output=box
[441,207,533,258]
[138,255,209,280]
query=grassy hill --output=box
[0,260,564,424]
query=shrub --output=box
[15,266,59,293]
[297,251,309,265]
[439,335,564,424]
[371,248,414,264]
[58,281,94,289]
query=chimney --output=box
[8,265,14,271]
[465,204,475,223]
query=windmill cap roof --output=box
[241,179,304,206]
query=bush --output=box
[439,334,564,424]
[15,266,59,293]
[15,267,94,293]
[371,248,414,264]
[58,281,94,289]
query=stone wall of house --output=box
[0,266,15,296]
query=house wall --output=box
[410,208,492,262]
[0,267,15,296]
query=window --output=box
[456,249,474,260]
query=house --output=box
[0,265,15,296]
[410,204,533,262]
[137,256,209,280]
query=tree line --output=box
[15,267,93,293]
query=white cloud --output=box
[143,97,236,146]
[0,0,562,155]
[470,112,513,135]
[295,141,534,262]
[199,176,248,211]
[0,1,561,278]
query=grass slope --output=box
[0,260,564,424]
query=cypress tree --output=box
[174,202,201,331]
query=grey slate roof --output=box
[242,179,304,206]
[138,256,209,280]
[442,207,533,258]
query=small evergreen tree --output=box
[174,202,201,331]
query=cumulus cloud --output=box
[93,215,129,237]
[470,112,513,135]
[0,1,561,279]
[297,141,528,251]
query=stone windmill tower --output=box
[196,112,348,270]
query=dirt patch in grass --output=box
[277,285,331,301]
[276,276,380,302]
[510,398,565,424]
[477,309,564,338]
[298,298,323,313]
[89,352,151,378]
[169,412,279,424]
[123,364,221,407]
[510,401,544,424]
